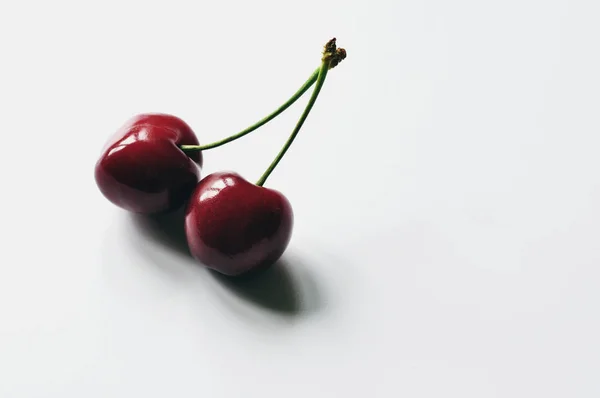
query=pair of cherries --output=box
[95,39,346,277]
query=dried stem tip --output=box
[323,38,337,55]
[322,37,347,69]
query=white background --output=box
[1,0,599,396]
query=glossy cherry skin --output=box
[95,113,203,214]
[185,172,294,277]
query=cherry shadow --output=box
[129,210,320,316]
[129,206,192,258]
[208,258,302,315]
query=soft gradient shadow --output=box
[129,206,191,257]
[129,211,325,317]
[208,258,303,315]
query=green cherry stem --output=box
[180,68,319,152]
[255,66,328,186]
[256,39,346,187]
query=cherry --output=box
[185,172,294,276]
[96,60,326,214]
[184,39,347,276]
[94,113,203,214]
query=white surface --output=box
[1,0,599,396]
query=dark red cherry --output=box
[95,113,203,214]
[184,172,294,277]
